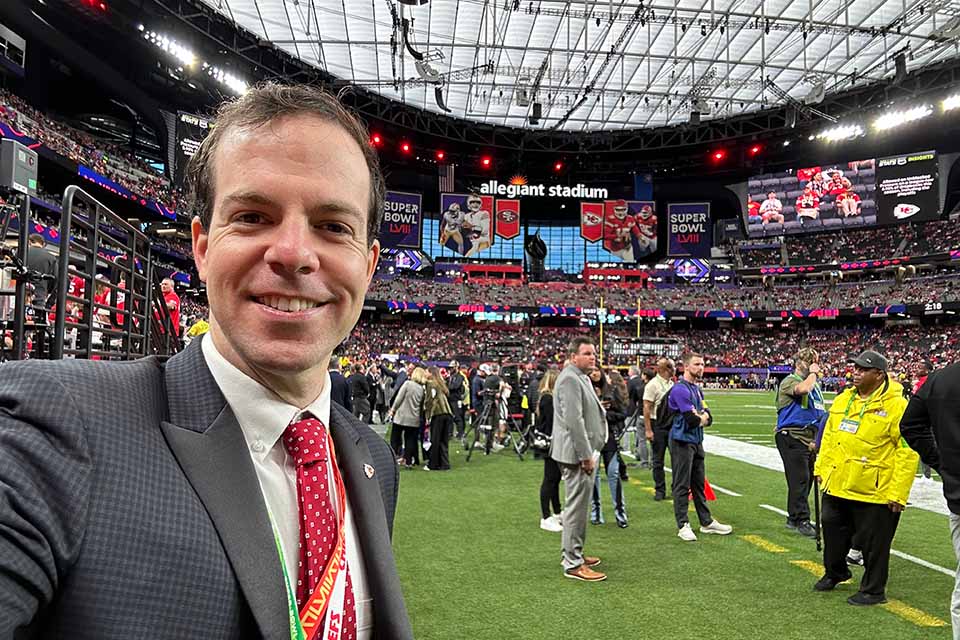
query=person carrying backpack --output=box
[643,357,676,501]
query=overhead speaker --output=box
[529,102,542,125]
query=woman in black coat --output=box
[535,369,563,532]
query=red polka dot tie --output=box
[283,416,357,640]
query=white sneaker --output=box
[678,523,698,541]
[551,513,564,526]
[491,442,505,451]
[700,520,733,535]
[540,517,563,533]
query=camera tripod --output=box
[463,395,530,462]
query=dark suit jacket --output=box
[330,369,353,413]
[0,340,413,639]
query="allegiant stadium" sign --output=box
[478,180,609,199]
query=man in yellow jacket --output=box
[813,350,919,606]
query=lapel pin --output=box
[363,463,376,479]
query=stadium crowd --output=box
[736,218,960,267]
[0,89,178,211]
[338,320,959,381]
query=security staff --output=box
[775,348,827,538]
[813,350,919,606]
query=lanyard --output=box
[841,386,880,423]
[271,437,350,640]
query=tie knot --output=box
[282,416,329,467]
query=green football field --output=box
[390,391,955,640]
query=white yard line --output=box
[758,504,954,577]
[704,434,950,516]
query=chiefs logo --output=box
[894,203,920,220]
[582,212,602,225]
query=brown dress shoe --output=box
[564,564,607,582]
[584,556,601,567]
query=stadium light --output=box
[943,94,960,112]
[370,133,383,146]
[480,155,492,168]
[748,144,762,156]
[873,105,932,131]
[816,124,864,142]
[400,141,411,154]
[144,30,196,67]
[711,149,726,162]
[554,161,563,171]
[435,150,445,160]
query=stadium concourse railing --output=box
[1,185,180,361]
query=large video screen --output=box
[174,112,213,189]
[740,150,940,237]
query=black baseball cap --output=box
[849,350,888,371]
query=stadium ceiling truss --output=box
[157,0,960,150]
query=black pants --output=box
[353,398,372,424]
[540,456,562,519]
[670,439,713,528]
[394,424,420,466]
[775,431,812,525]
[389,423,403,458]
[821,494,901,596]
[428,414,452,470]
[450,399,466,438]
[650,428,671,498]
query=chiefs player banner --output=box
[602,200,657,262]
[580,202,603,242]
[439,193,495,257]
[495,199,521,239]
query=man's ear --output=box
[191,217,208,283]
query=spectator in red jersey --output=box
[795,186,821,226]
[747,194,762,224]
[826,170,847,197]
[160,278,182,336]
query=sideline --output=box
[703,434,950,516]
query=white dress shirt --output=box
[201,335,372,637]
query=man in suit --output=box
[0,83,413,639]
[549,336,608,582]
[329,357,353,413]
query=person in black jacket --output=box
[348,363,373,423]
[25,234,58,311]
[447,361,468,439]
[590,368,629,528]
[900,362,960,634]
[328,357,352,413]
[536,368,563,532]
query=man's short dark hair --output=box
[185,82,385,247]
[567,336,595,357]
[642,367,656,380]
[28,233,45,246]
[328,358,341,371]
[682,351,703,366]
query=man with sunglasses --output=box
[813,350,919,606]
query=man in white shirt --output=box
[0,83,413,639]
[462,193,492,256]
[759,191,784,224]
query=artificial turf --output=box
[390,390,954,640]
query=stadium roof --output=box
[198,0,960,132]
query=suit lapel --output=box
[160,341,288,640]
[328,403,412,639]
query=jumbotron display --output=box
[741,150,940,237]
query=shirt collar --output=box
[201,334,332,461]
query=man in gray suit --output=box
[549,336,608,582]
[0,83,413,639]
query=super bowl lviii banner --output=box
[440,193,495,256]
[580,202,603,242]
[602,199,657,262]
[495,199,520,239]
[380,191,423,249]
[667,202,712,257]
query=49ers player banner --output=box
[495,199,521,239]
[602,200,657,262]
[440,192,495,257]
[580,202,603,242]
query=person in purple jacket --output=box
[668,352,734,542]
